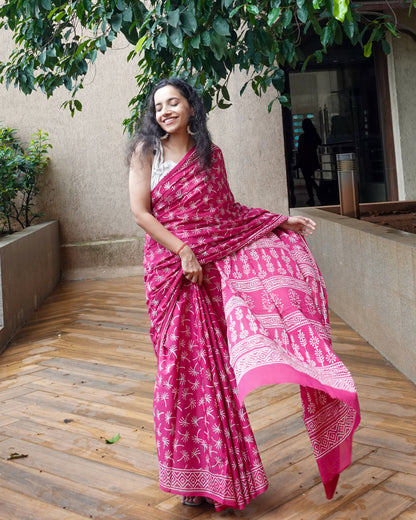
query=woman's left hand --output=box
[278,216,316,236]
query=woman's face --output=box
[154,85,194,136]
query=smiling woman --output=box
[127,78,360,512]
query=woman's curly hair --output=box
[128,78,212,169]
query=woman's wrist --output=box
[176,243,187,256]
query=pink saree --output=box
[143,145,360,511]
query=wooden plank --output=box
[381,472,416,500]
[0,438,154,494]
[395,505,416,519]
[354,427,416,454]
[324,488,413,520]
[247,393,303,431]
[360,447,416,476]
[358,396,416,420]
[1,418,159,479]
[6,403,157,451]
[0,460,126,520]
[362,411,416,437]
[9,391,155,431]
[257,463,393,520]
[0,486,90,520]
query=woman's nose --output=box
[161,104,171,116]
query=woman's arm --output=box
[128,144,203,285]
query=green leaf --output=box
[53,10,66,23]
[182,11,197,33]
[343,17,355,40]
[40,0,52,10]
[190,34,201,49]
[278,94,290,107]
[47,6,61,20]
[268,98,277,112]
[221,85,230,100]
[105,433,121,444]
[111,13,123,33]
[218,99,232,108]
[363,40,373,58]
[201,31,210,46]
[272,69,285,91]
[381,38,391,55]
[156,32,168,48]
[213,17,230,36]
[46,46,56,57]
[333,0,349,22]
[7,452,28,460]
[247,5,260,15]
[314,49,323,62]
[281,9,293,28]
[123,6,133,22]
[321,25,332,47]
[169,27,183,49]
[210,32,228,60]
[64,76,72,90]
[74,99,83,112]
[167,9,180,28]
[297,5,308,23]
[230,5,243,17]
[280,39,295,63]
[385,22,398,37]
[135,35,147,53]
[267,8,281,26]
[99,36,107,52]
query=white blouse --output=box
[151,140,177,191]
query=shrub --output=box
[0,126,52,234]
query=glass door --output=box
[286,53,387,208]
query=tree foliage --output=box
[0,0,409,132]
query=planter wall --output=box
[295,207,416,385]
[0,221,60,353]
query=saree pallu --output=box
[144,145,360,510]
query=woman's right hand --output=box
[179,245,203,286]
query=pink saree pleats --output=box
[153,264,268,511]
[143,144,360,509]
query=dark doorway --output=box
[284,42,389,208]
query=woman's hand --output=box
[179,245,204,286]
[278,216,316,236]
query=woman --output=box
[128,78,360,511]
[297,118,322,206]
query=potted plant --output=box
[0,126,52,234]
[0,125,60,353]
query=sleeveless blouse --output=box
[151,140,177,191]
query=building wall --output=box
[0,32,288,279]
[296,206,416,386]
[389,13,416,200]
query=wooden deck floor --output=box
[0,276,416,520]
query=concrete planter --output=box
[0,221,60,353]
[295,205,416,385]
